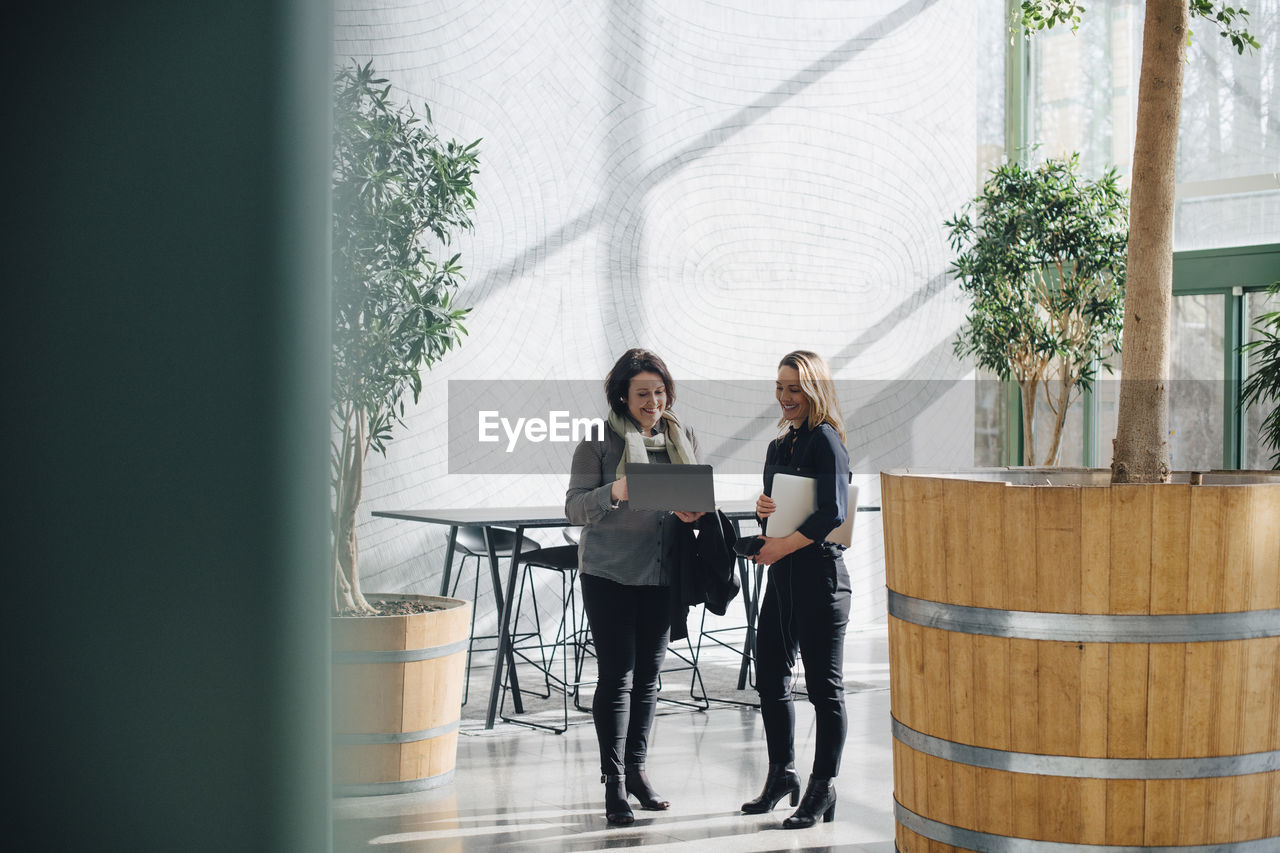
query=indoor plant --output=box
[331,61,479,614]
[329,61,481,796]
[947,154,1128,465]
[886,5,1279,850]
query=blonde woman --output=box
[740,350,851,829]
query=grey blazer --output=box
[564,423,700,586]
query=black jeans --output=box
[754,546,852,779]
[579,573,671,776]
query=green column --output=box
[1003,0,1033,466]
[1225,288,1245,468]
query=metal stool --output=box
[568,526,708,714]
[499,527,591,733]
[448,526,543,706]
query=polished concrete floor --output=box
[333,627,896,852]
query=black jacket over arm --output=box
[665,509,739,641]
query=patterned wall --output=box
[334,0,978,636]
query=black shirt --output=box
[762,421,850,544]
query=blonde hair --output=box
[776,350,846,444]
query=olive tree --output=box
[332,62,480,614]
[1017,1,1258,482]
[948,155,1128,465]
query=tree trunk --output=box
[1020,378,1038,466]
[1043,370,1074,466]
[333,412,373,614]
[1110,0,1185,484]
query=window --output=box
[972,1,1280,469]
[1169,294,1226,470]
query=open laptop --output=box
[624,463,716,512]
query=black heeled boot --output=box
[782,776,836,829]
[602,774,634,825]
[624,765,670,810]
[740,763,801,814]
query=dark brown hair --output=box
[605,348,676,418]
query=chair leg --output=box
[510,564,551,700]
[499,565,575,734]
[523,566,552,692]
[558,571,570,731]
[454,554,479,707]
[572,593,594,714]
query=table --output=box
[372,502,761,729]
[372,501,879,729]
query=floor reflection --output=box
[334,630,895,853]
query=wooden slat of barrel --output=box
[1109,484,1151,615]
[1004,485,1037,612]
[884,471,1280,852]
[1258,487,1280,606]
[969,480,1007,610]
[1035,485,1081,613]
[1080,486,1111,612]
[1189,485,1225,611]
[1150,485,1190,615]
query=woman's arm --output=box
[565,438,618,525]
[795,424,849,544]
[755,437,779,527]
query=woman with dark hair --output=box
[740,350,852,829]
[565,347,704,825]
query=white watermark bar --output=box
[445,379,1233,475]
[448,378,976,475]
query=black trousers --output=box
[754,546,852,779]
[579,573,671,776]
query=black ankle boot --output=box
[602,774,634,825]
[782,776,836,828]
[624,765,670,810]
[740,763,801,814]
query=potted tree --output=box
[329,61,482,796]
[885,5,1280,851]
[947,154,1128,465]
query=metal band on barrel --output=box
[892,717,1280,779]
[333,719,460,746]
[895,800,1278,852]
[887,590,1280,643]
[333,769,456,798]
[333,638,468,664]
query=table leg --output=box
[734,519,763,691]
[485,525,526,728]
[438,525,459,596]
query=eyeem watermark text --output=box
[478,410,605,452]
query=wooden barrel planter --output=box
[882,469,1280,852]
[332,594,471,797]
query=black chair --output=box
[448,526,543,706]
[499,527,591,733]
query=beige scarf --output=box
[608,409,696,479]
